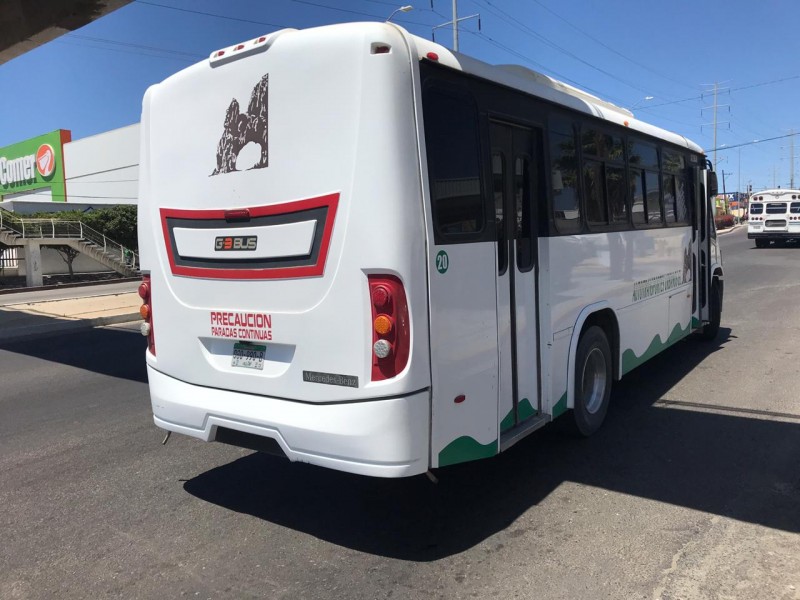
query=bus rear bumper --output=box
[147,366,431,478]
[748,231,799,239]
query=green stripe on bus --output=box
[552,391,567,418]
[621,321,691,375]
[500,397,538,432]
[438,436,497,467]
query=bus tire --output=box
[571,326,612,437]
[700,280,722,341]
[755,239,767,248]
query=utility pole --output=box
[738,148,741,199]
[452,0,458,51]
[722,170,729,214]
[701,82,730,171]
[791,129,795,188]
[432,0,479,51]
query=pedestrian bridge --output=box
[0,206,138,286]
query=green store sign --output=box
[0,130,71,202]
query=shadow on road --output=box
[0,325,148,383]
[183,328,800,560]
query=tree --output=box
[53,245,80,279]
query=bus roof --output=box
[750,189,800,199]
[406,28,704,155]
[206,22,703,156]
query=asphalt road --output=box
[1,227,799,600]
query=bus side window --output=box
[549,119,581,234]
[423,88,485,242]
[493,151,507,272]
[515,155,533,271]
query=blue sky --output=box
[1,0,798,192]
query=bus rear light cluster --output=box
[368,275,410,381]
[139,275,156,355]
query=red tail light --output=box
[368,275,410,381]
[139,275,156,356]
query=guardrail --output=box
[0,208,138,269]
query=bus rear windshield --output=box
[766,202,787,214]
[750,203,763,214]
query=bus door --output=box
[490,121,541,436]
[697,166,715,323]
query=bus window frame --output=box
[421,80,492,246]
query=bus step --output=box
[499,414,550,452]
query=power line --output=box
[707,133,798,153]
[473,0,658,97]
[67,33,203,59]
[647,74,800,109]
[134,0,291,29]
[55,39,197,63]
[528,0,696,93]
[288,0,432,26]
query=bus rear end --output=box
[748,189,800,247]
[138,23,431,477]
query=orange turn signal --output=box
[139,304,150,320]
[374,314,393,335]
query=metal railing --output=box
[0,207,138,270]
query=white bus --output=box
[137,22,723,478]
[747,188,800,247]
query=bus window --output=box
[549,119,581,234]
[423,89,485,240]
[675,176,689,224]
[493,152,507,272]
[583,159,606,226]
[750,203,764,215]
[606,166,627,223]
[630,168,646,225]
[791,202,800,214]
[663,173,676,223]
[766,202,787,214]
[514,155,534,271]
[645,170,662,224]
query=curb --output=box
[0,277,140,296]
[0,313,141,344]
[0,290,140,308]
[716,224,743,236]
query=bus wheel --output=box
[571,326,612,437]
[700,280,722,341]
[755,239,767,248]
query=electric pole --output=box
[432,0,479,52]
[791,129,795,188]
[701,82,730,171]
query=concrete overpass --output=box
[0,0,131,65]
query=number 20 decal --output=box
[436,250,449,274]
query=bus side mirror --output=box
[707,171,718,198]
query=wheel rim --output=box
[581,347,607,415]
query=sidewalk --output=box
[0,283,141,343]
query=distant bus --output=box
[137,22,723,478]
[747,188,800,247]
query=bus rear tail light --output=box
[139,275,156,355]
[368,275,409,381]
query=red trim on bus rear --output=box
[159,193,339,280]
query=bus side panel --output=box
[545,228,693,411]
[427,243,500,468]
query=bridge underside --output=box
[0,0,131,66]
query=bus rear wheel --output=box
[755,239,768,248]
[571,326,612,437]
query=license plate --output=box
[231,342,266,370]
